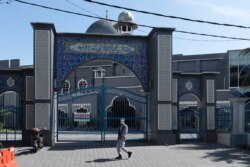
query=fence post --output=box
[100,84,106,142]
[146,94,149,141]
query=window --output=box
[61,80,70,94]
[229,50,250,87]
[93,67,106,78]
[122,26,127,32]
[78,79,88,90]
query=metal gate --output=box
[245,105,250,132]
[56,85,148,142]
[0,106,22,141]
[179,107,201,140]
[216,107,232,132]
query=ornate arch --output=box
[55,35,148,91]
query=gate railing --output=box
[0,105,22,141]
[57,85,148,142]
[245,106,250,132]
[179,108,200,133]
[216,107,232,132]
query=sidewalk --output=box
[15,142,250,167]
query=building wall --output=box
[173,53,228,90]
[3,22,250,147]
[62,61,142,93]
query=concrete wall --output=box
[217,133,231,146]
[218,133,250,147]
[63,61,141,92]
[173,53,228,90]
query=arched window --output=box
[77,79,88,90]
[61,80,70,94]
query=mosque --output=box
[0,11,250,147]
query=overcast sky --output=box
[1,0,250,65]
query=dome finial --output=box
[106,10,108,19]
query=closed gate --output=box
[56,85,148,142]
[179,107,201,140]
[0,106,22,141]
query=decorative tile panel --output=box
[35,30,51,99]
[178,77,200,97]
[55,35,148,91]
[6,77,15,88]
[158,35,172,101]
[207,80,215,103]
[35,103,50,130]
[158,104,172,130]
[65,42,140,55]
[0,74,22,94]
[216,107,232,131]
[207,106,215,130]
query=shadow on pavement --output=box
[86,158,118,163]
[174,143,250,167]
[15,148,34,156]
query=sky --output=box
[1,0,250,65]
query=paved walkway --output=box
[15,142,250,167]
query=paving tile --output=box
[15,142,250,167]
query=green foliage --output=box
[224,128,230,132]
[240,48,250,56]
[0,122,3,130]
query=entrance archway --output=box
[179,93,201,141]
[56,59,148,142]
[0,91,22,141]
[106,96,136,129]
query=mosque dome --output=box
[86,19,117,35]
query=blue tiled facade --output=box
[178,77,201,98]
[55,35,148,91]
[0,74,22,94]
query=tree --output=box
[241,48,250,55]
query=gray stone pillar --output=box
[148,28,176,145]
[231,98,247,133]
[32,23,56,146]
[230,98,248,147]
[200,76,217,143]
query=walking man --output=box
[115,118,132,159]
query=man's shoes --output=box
[128,151,132,158]
[115,154,122,160]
